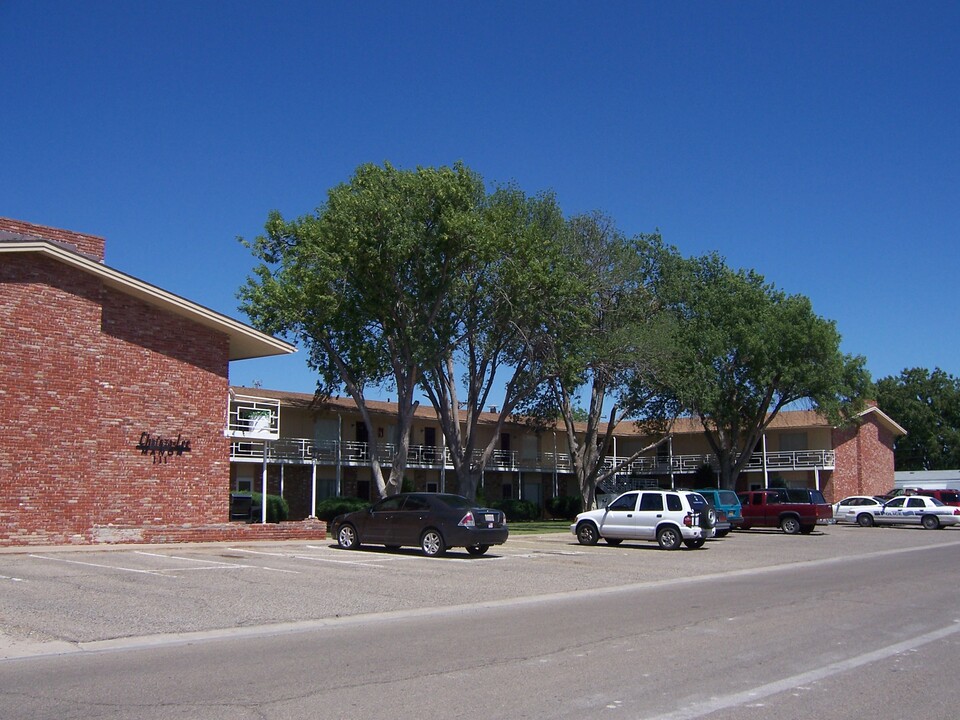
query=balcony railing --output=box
[229,437,835,474]
[225,395,280,440]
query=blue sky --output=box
[3,1,958,398]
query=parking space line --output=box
[227,548,294,558]
[135,551,245,566]
[292,554,392,567]
[28,554,174,577]
[0,574,26,582]
[135,550,302,575]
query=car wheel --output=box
[605,538,623,546]
[466,544,489,556]
[780,516,801,534]
[683,537,706,549]
[921,515,940,530]
[857,513,874,527]
[576,522,600,546]
[337,524,360,550]
[421,529,446,556]
[657,526,682,550]
[714,529,730,538]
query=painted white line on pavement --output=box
[28,554,174,577]
[641,620,960,720]
[135,550,244,565]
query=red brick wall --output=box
[829,417,896,501]
[0,217,106,262]
[0,250,324,546]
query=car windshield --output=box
[686,493,708,510]
[717,491,739,505]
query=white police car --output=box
[850,494,960,529]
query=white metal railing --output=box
[229,438,835,474]
[226,395,280,440]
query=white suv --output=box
[571,490,716,550]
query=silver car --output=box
[571,490,716,550]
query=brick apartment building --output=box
[1,218,906,545]
[0,218,329,547]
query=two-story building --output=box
[227,387,906,519]
[1,216,905,546]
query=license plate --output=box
[485,514,495,522]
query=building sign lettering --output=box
[137,432,192,463]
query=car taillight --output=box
[953,509,960,516]
[458,511,476,528]
[683,514,693,527]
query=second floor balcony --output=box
[229,437,836,475]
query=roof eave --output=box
[2,241,296,361]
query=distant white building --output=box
[894,470,960,490]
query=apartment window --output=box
[779,432,808,452]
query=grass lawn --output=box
[507,520,571,535]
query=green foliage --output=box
[314,496,371,521]
[517,214,676,511]
[877,367,960,471]
[546,495,582,519]
[489,498,540,521]
[640,244,873,488]
[249,492,289,523]
[239,161,490,498]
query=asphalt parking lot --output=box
[3,523,960,660]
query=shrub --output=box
[490,498,540,521]
[546,495,582,519]
[250,492,289,523]
[315,496,371,521]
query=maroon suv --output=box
[916,489,960,507]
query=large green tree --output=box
[519,213,676,510]
[417,186,569,500]
[239,162,485,498]
[641,245,872,490]
[877,367,960,470]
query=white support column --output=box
[440,429,446,493]
[668,436,675,489]
[762,434,769,489]
[310,461,318,518]
[335,414,342,497]
[261,441,269,524]
[552,431,558,498]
